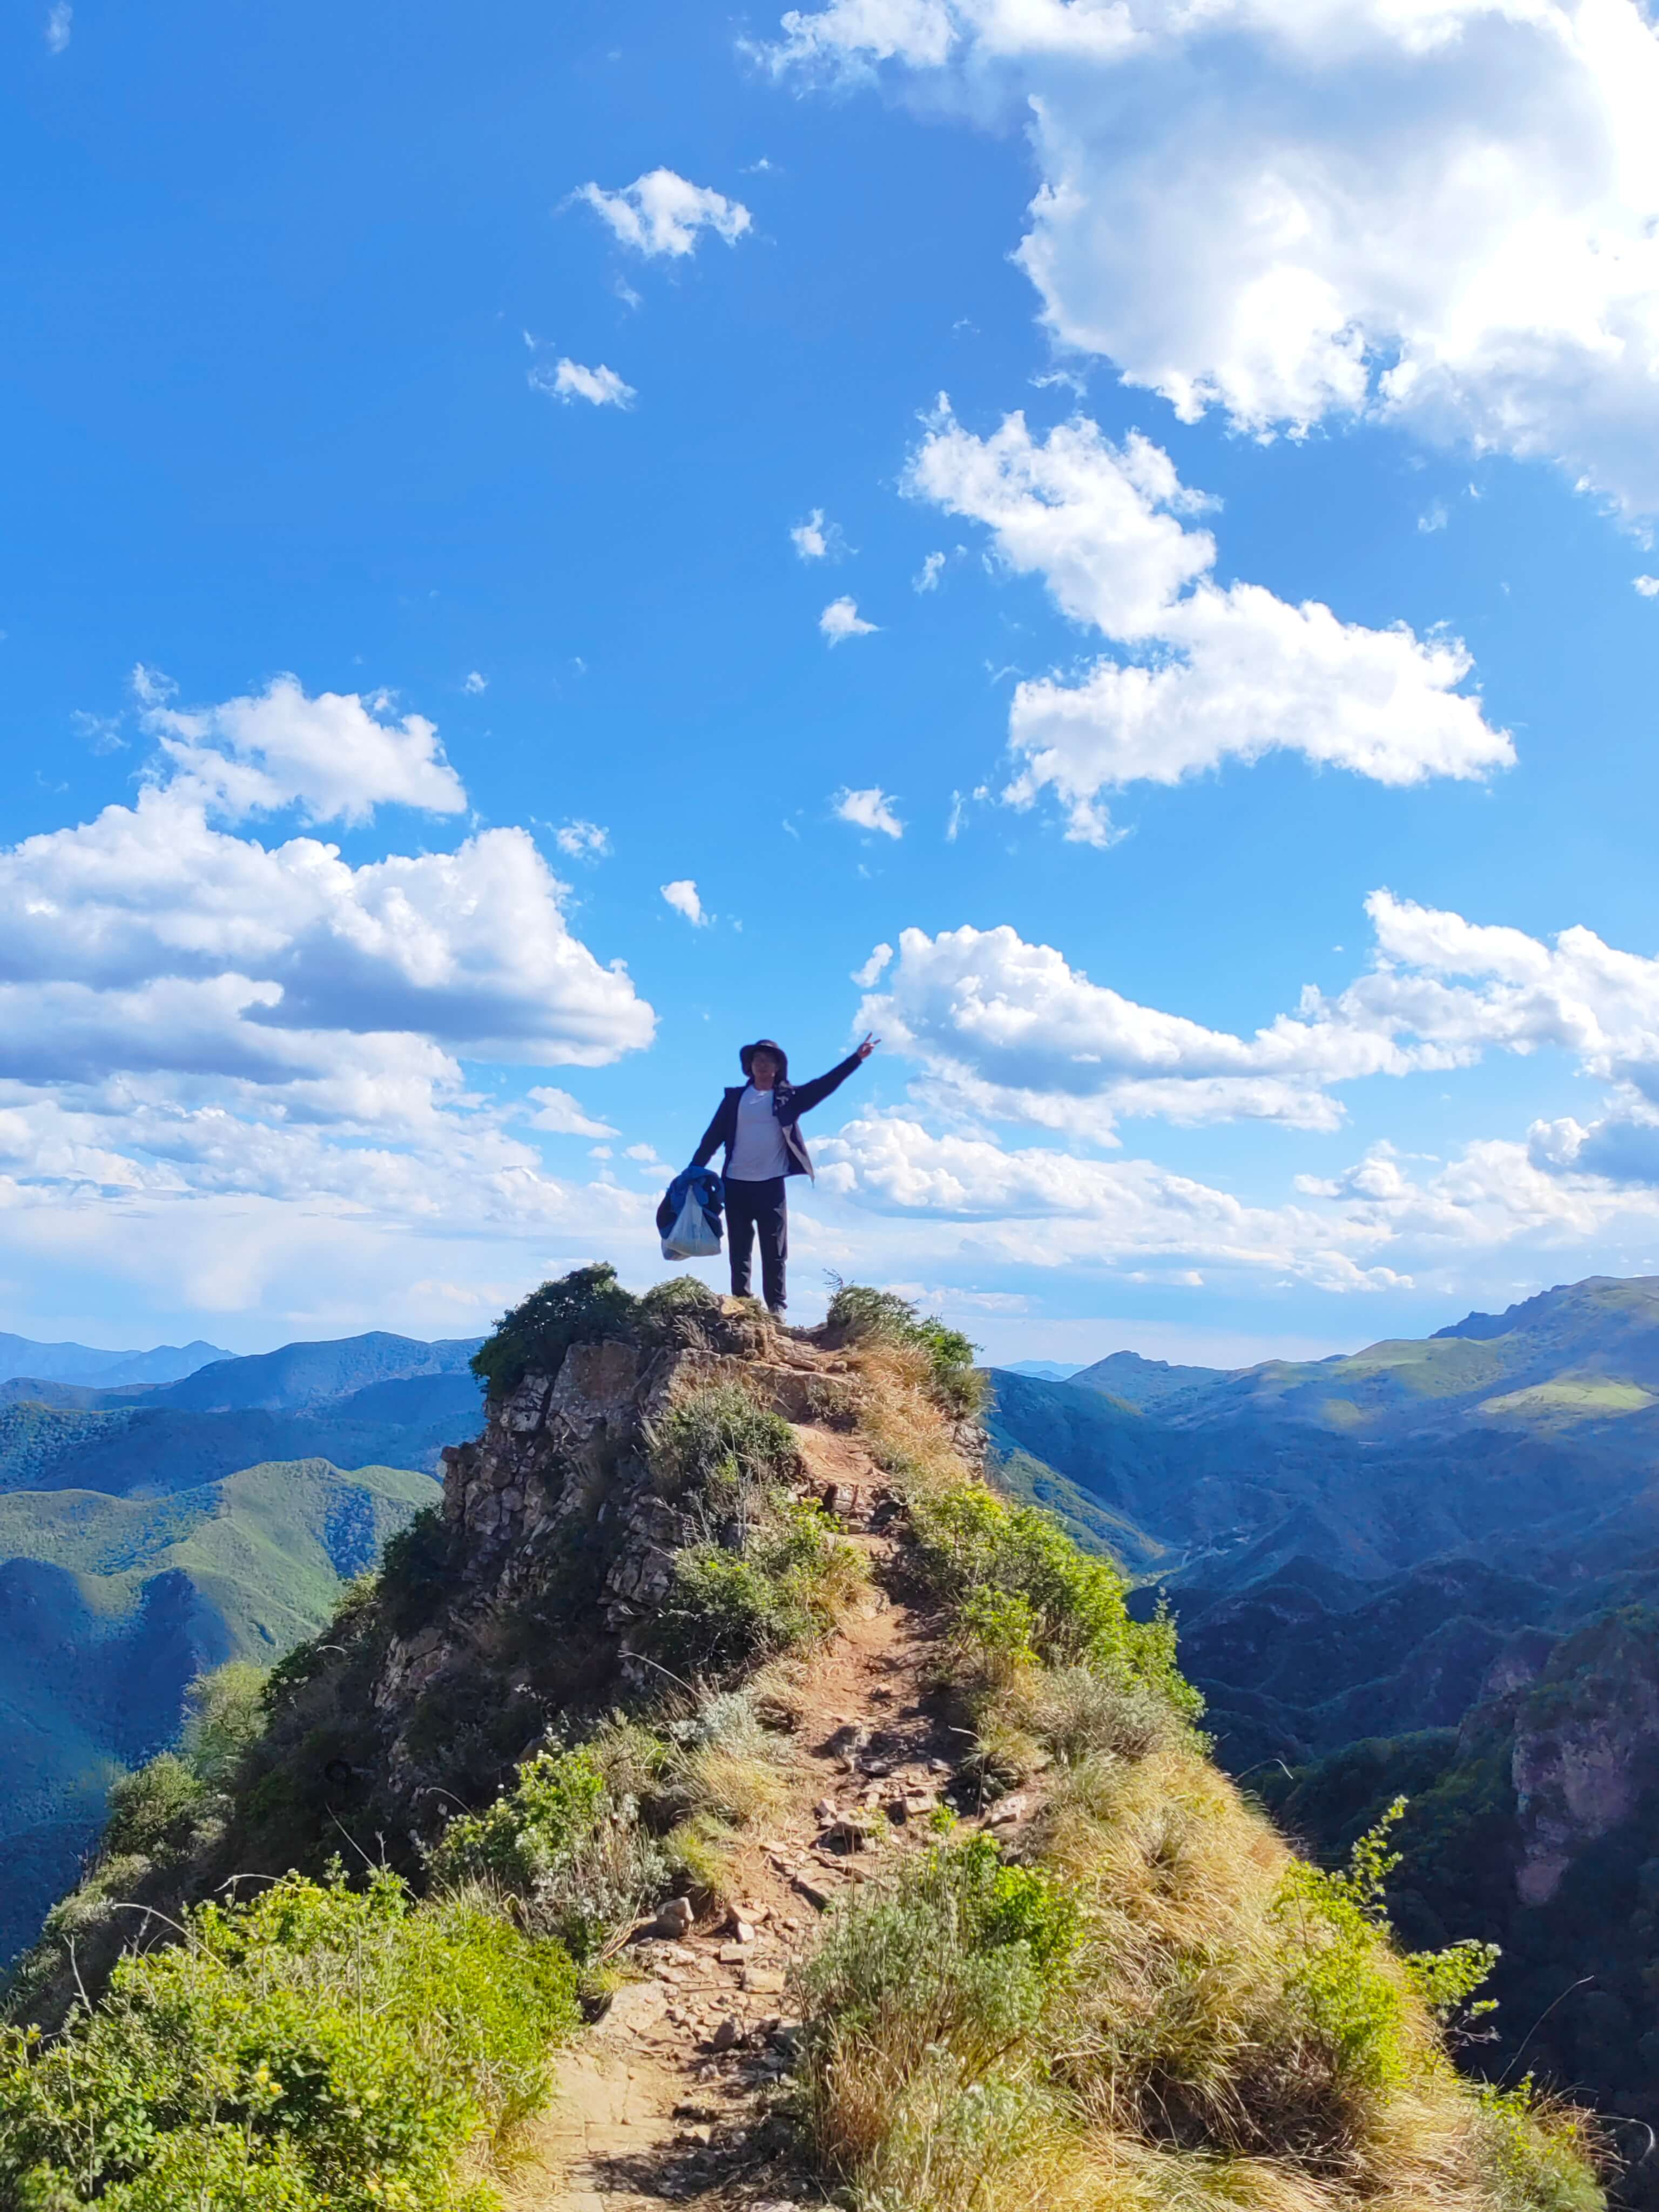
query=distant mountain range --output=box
[984,1274,1659,1767]
[0,1332,232,1390]
[0,1327,484,1965]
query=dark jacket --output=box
[693,1051,864,1181]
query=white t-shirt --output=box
[727,1082,790,1181]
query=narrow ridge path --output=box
[509,1424,962,2209]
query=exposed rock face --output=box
[1510,1612,1659,1905]
[370,1297,863,1816]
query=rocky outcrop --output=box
[371,1296,864,1812]
[1510,1611,1659,1905]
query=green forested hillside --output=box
[0,1458,437,1966]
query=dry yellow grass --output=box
[798,1343,1607,2212]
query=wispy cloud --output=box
[835,786,903,838]
[574,169,751,258]
[820,596,877,644]
[913,551,945,592]
[792,507,847,561]
[529,358,636,409]
[527,1087,618,1138]
[555,819,610,861]
[44,1,71,52]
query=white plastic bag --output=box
[663,1183,721,1260]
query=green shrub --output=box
[825,1279,987,1418]
[636,1274,723,1337]
[431,1746,605,1892]
[428,1746,665,1965]
[1272,1798,1501,2094]
[649,1381,802,1501]
[955,1584,1040,1672]
[908,1483,1202,1720]
[103,1752,205,1860]
[181,1661,268,1786]
[0,1867,578,2210]
[797,1832,1078,2174]
[649,1496,864,1679]
[379,1503,461,1638]
[1471,2081,1606,2212]
[470,1263,639,1399]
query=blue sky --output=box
[6,0,1659,1365]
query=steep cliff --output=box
[1265,1609,1659,2203]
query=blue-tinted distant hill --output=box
[0,1333,231,1389]
[0,1372,484,1496]
[1067,1348,1225,1406]
[122,1330,483,1414]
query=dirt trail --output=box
[508,1421,962,2209]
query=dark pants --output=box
[725,1176,787,1314]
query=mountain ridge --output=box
[0,1332,232,1389]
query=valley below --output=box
[986,1273,1659,2190]
[0,1330,473,1962]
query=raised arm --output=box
[789,1034,878,1117]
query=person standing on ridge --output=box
[691,1033,877,1319]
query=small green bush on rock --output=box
[651,1498,865,1680]
[650,1382,802,1501]
[470,1263,640,1399]
[825,1279,987,1418]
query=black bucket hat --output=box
[739,1037,790,1081]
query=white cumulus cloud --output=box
[575,168,752,257]
[1636,576,1659,597]
[530,359,637,409]
[765,0,1659,514]
[835,787,904,838]
[857,895,1659,1150]
[820,595,878,643]
[137,672,467,827]
[0,676,658,1335]
[661,878,710,926]
[906,404,1512,841]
